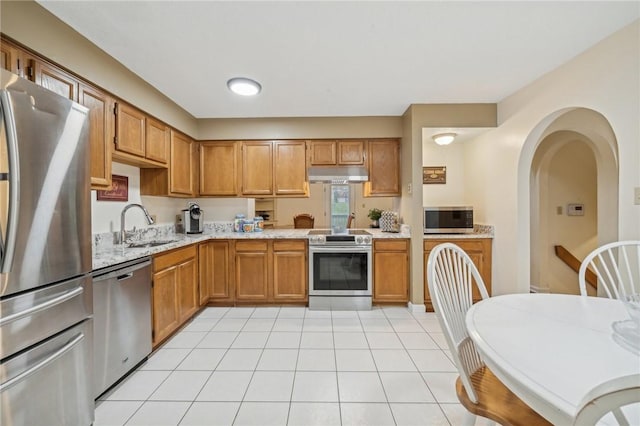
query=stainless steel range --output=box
[308,229,372,310]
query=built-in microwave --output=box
[424,206,474,234]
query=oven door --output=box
[309,245,372,296]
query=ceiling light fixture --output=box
[227,77,261,96]
[432,133,456,146]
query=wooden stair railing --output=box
[554,245,597,290]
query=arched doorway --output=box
[517,108,619,296]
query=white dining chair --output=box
[578,241,640,299]
[427,242,550,426]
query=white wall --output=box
[464,20,639,295]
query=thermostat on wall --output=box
[567,204,585,216]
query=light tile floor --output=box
[95,306,494,426]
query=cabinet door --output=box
[235,241,269,301]
[170,130,194,196]
[152,267,179,346]
[309,140,337,165]
[274,140,307,196]
[177,257,198,323]
[79,83,113,190]
[115,102,146,157]
[241,141,273,196]
[373,240,409,303]
[34,61,79,101]
[1,42,20,75]
[199,241,233,304]
[272,240,307,302]
[337,140,365,165]
[199,142,238,196]
[364,139,400,196]
[423,239,492,311]
[145,117,169,164]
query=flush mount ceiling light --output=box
[432,133,457,146]
[227,77,261,96]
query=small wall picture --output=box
[97,175,129,201]
[423,166,446,184]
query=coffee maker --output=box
[182,202,203,234]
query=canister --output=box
[242,220,254,233]
[234,214,245,232]
[253,217,264,232]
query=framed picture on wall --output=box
[97,175,129,201]
[423,166,446,184]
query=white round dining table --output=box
[465,293,640,425]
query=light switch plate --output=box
[635,187,640,205]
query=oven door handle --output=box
[309,246,371,253]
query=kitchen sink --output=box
[127,239,177,248]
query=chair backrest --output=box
[346,213,354,229]
[578,241,640,299]
[293,213,314,229]
[427,242,490,404]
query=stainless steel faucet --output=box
[119,203,155,244]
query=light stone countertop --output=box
[92,228,411,271]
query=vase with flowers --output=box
[368,208,382,228]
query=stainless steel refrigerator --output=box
[0,69,93,425]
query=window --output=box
[329,184,352,229]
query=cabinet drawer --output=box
[424,239,486,253]
[154,245,196,272]
[273,240,306,252]
[374,239,408,251]
[235,240,268,252]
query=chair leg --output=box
[462,409,477,426]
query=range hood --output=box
[308,166,369,183]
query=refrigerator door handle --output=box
[0,91,20,274]
[0,332,84,392]
[0,286,83,327]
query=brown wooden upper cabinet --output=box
[34,60,79,101]
[364,139,400,197]
[79,83,113,190]
[114,101,146,158]
[140,129,195,197]
[169,130,194,196]
[114,101,170,168]
[1,40,22,75]
[309,140,366,166]
[199,141,239,196]
[240,141,273,196]
[273,140,308,196]
[145,117,170,165]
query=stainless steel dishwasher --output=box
[92,257,152,398]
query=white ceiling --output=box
[37,1,639,119]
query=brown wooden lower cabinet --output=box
[373,239,409,303]
[198,240,234,305]
[423,238,493,311]
[234,239,307,304]
[152,244,198,346]
[272,240,307,302]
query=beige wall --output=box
[401,104,497,306]
[422,132,467,206]
[1,0,198,138]
[198,116,402,140]
[465,20,639,295]
[275,183,394,229]
[541,139,597,295]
